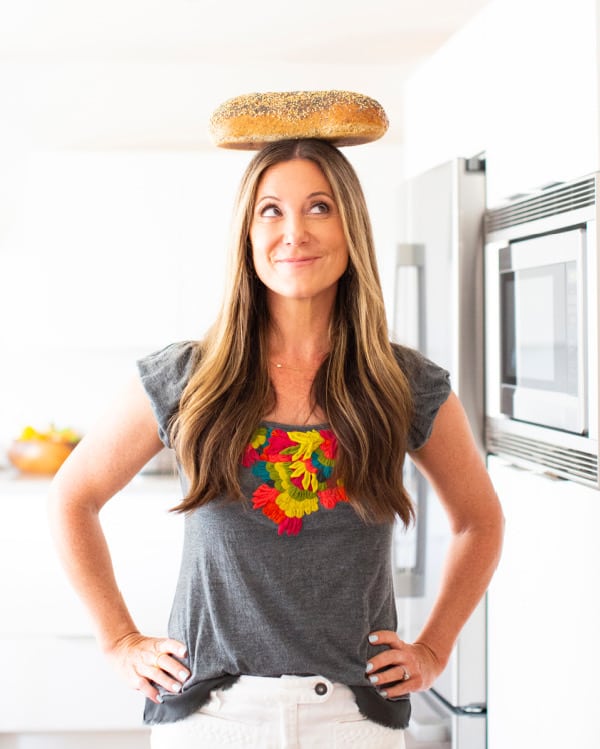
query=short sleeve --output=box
[392,344,452,451]
[136,341,197,448]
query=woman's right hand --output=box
[107,632,190,704]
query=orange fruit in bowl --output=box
[8,439,75,475]
[8,425,80,475]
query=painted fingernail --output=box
[368,634,379,643]
[172,682,181,692]
[379,690,388,698]
[179,670,188,681]
[365,662,374,673]
[369,675,379,684]
[178,648,187,657]
[156,694,164,704]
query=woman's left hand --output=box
[365,630,443,698]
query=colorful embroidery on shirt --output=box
[242,426,348,536]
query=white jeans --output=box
[150,674,406,749]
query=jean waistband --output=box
[221,675,345,705]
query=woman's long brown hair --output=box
[170,139,415,525]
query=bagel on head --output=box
[208,90,389,150]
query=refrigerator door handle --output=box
[429,687,487,717]
[393,460,428,597]
[394,243,426,351]
[393,243,428,598]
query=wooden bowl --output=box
[8,439,75,475]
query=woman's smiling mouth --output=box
[275,255,320,265]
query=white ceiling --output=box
[0,0,492,150]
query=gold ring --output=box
[402,668,411,682]
[154,651,164,670]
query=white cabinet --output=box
[483,0,598,205]
[402,0,599,206]
[0,474,183,733]
[486,456,600,749]
[1,637,147,733]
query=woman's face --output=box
[249,158,349,305]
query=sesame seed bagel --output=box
[208,90,389,150]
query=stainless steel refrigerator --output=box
[392,157,487,749]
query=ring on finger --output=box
[154,651,165,670]
[402,667,411,682]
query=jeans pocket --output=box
[152,709,266,749]
[334,717,405,749]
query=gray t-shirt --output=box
[138,341,450,728]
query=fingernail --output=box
[365,662,374,673]
[179,670,188,681]
[368,634,379,643]
[172,682,181,692]
[156,694,164,704]
[178,648,187,657]
[369,675,379,684]
[379,690,388,698]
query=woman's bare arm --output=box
[367,392,504,696]
[48,375,189,703]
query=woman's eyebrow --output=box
[255,190,335,204]
[255,194,280,204]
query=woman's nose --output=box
[283,214,308,246]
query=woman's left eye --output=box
[309,201,330,214]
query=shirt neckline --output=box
[260,419,330,431]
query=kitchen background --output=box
[0,0,599,747]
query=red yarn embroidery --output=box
[245,426,347,536]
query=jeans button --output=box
[315,682,328,696]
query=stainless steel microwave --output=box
[484,174,600,487]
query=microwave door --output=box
[499,228,587,434]
[485,172,600,490]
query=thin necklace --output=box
[270,352,329,372]
[271,361,317,373]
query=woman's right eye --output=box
[259,204,281,217]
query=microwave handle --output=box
[394,243,426,351]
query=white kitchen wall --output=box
[0,141,404,461]
[0,148,240,462]
[402,0,598,205]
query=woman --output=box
[49,138,504,748]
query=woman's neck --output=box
[266,295,333,365]
[262,295,333,425]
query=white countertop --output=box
[0,469,181,496]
